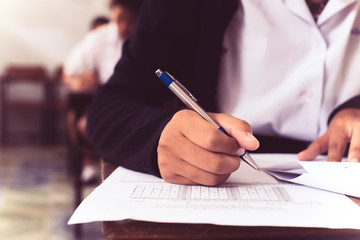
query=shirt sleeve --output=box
[87,0,186,177]
[63,32,97,76]
[328,95,360,124]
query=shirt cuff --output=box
[328,95,360,124]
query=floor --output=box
[0,145,106,240]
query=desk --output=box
[101,161,360,240]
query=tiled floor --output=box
[0,145,106,240]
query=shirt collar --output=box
[283,0,315,24]
[318,0,359,25]
[283,0,359,25]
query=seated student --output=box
[90,16,110,31]
[63,0,143,182]
[87,0,360,186]
[63,0,143,88]
[63,16,109,91]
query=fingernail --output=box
[246,131,256,141]
[237,148,245,156]
[350,158,360,163]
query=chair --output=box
[61,71,99,239]
[49,66,69,145]
[0,65,53,145]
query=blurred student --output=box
[63,0,143,183]
[64,0,142,88]
[63,16,109,93]
[90,16,110,30]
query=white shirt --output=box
[64,23,123,84]
[218,0,360,141]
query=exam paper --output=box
[68,154,360,229]
[255,154,360,198]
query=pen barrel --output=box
[168,83,220,128]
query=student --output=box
[63,0,143,87]
[87,0,360,186]
[63,0,143,182]
[90,16,110,31]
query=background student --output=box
[63,0,143,182]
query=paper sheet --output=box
[68,154,360,229]
[255,154,360,198]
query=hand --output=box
[157,110,259,186]
[298,108,360,162]
[63,72,98,91]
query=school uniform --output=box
[88,0,360,177]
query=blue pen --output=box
[155,69,260,171]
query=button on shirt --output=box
[64,23,123,84]
[218,0,360,141]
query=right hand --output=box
[157,109,259,186]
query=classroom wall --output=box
[0,0,109,74]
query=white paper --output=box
[255,154,360,198]
[68,154,360,229]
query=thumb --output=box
[211,113,260,151]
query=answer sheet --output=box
[68,154,360,229]
[258,154,360,198]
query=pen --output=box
[155,69,260,171]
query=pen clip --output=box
[161,70,197,102]
[163,71,198,102]
[173,79,198,102]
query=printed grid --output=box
[130,184,292,202]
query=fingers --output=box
[159,153,231,186]
[210,113,260,151]
[298,130,348,162]
[298,111,360,162]
[297,133,329,161]
[179,163,231,186]
[348,121,360,162]
[170,134,241,174]
[161,172,197,185]
[158,110,254,186]
[327,126,349,162]
[172,110,241,155]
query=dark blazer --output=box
[87,0,360,177]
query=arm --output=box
[298,95,360,162]
[62,73,98,92]
[63,33,99,91]
[87,0,186,176]
[87,0,257,185]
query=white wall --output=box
[0,0,109,75]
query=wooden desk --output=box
[101,161,360,240]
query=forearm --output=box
[62,73,98,91]
[87,83,182,176]
[87,0,190,176]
